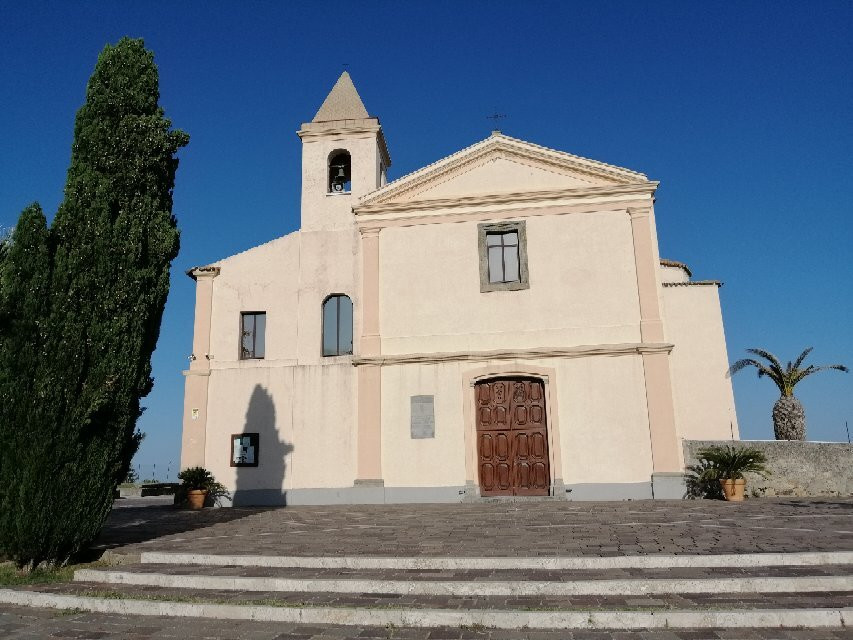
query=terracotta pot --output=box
[186,489,208,510]
[719,478,746,502]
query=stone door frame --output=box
[462,364,566,498]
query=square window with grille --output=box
[240,312,266,359]
[478,221,529,292]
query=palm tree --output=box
[728,348,848,440]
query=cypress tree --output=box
[0,38,188,568]
[0,205,53,566]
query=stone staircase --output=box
[1,551,851,632]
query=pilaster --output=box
[628,206,682,474]
[180,267,219,470]
[356,227,383,485]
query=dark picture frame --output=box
[230,432,259,467]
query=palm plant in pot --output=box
[177,466,216,509]
[728,347,847,440]
[691,445,770,501]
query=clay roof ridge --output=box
[662,280,722,287]
[659,258,692,277]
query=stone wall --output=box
[683,440,853,497]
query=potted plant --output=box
[177,466,215,509]
[690,445,770,501]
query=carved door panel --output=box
[476,378,549,496]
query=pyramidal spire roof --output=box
[312,71,370,122]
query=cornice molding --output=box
[352,342,673,367]
[182,369,211,377]
[627,206,652,219]
[296,123,381,139]
[662,281,722,288]
[359,226,382,238]
[186,266,221,281]
[354,183,657,217]
[297,123,391,169]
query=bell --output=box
[331,164,347,192]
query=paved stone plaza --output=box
[97,497,853,558]
[1,497,852,639]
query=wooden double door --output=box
[475,377,550,496]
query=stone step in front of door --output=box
[73,566,853,597]
[1,585,850,630]
[140,550,853,570]
[83,561,853,581]
[4,604,852,640]
[6,549,853,631]
[18,581,853,611]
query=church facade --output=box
[180,73,738,505]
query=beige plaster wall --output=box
[208,233,301,364]
[295,228,361,365]
[378,355,655,490]
[662,285,739,441]
[381,362,468,488]
[197,207,363,494]
[660,264,689,284]
[206,227,360,367]
[378,209,643,355]
[203,363,356,495]
[554,355,654,484]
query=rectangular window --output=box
[240,312,266,359]
[486,231,520,283]
[322,295,353,357]
[478,221,530,292]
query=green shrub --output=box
[685,445,770,500]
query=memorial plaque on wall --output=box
[410,395,435,439]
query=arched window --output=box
[328,150,352,193]
[322,294,353,356]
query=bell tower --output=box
[297,72,391,231]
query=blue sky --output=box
[2,2,851,480]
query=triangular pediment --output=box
[360,133,649,207]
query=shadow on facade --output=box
[232,384,294,507]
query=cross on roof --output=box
[487,112,506,134]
